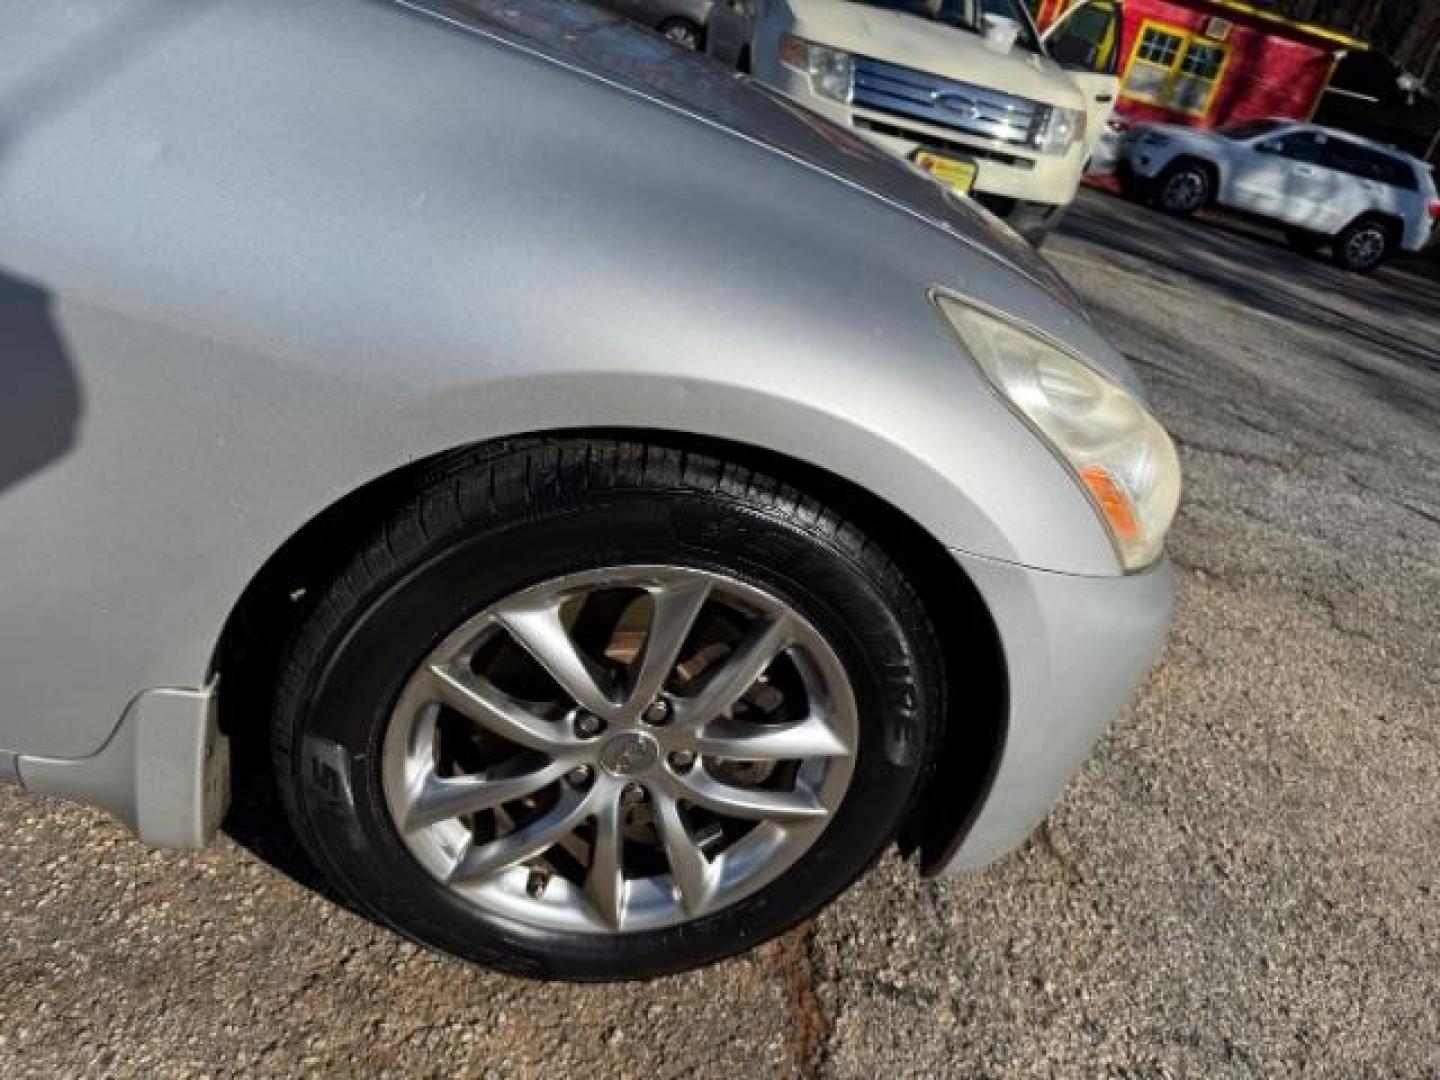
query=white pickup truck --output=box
[707,0,1124,243]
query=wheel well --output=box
[1343,211,1402,241]
[212,430,1007,873]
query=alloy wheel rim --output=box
[381,565,858,934]
[1163,171,1205,211]
[663,24,699,49]
[1346,228,1385,268]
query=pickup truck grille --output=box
[852,57,1049,149]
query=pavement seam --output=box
[771,921,832,1079]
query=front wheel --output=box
[271,439,946,980]
[1155,161,1210,216]
[1332,218,1391,273]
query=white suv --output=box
[1120,118,1440,273]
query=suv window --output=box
[1221,118,1287,140]
[1323,139,1419,190]
[1046,1,1122,75]
[1261,131,1325,164]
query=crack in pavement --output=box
[771,922,832,1079]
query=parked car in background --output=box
[590,0,715,49]
[707,0,1126,243]
[1,0,1178,980]
[1120,118,1440,272]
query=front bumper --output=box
[929,550,1174,875]
[764,66,1084,210]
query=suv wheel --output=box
[1333,218,1391,274]
[1156,161,1210,216]
[271,439,946,980]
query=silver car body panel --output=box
[0,0,1169,869]
[940,550,1172,872]
[17,686,230,850]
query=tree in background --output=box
[1275,0,1440,89]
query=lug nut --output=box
[642,699,672,726]
[667,750,696,773]
[566,765,594,787]
[574,712,605,738]
[622,782,646,805]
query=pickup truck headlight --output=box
[1037,105,1086,155]
[778,35,854,104]
[935,294,1181,571]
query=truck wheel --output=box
[659,18,703,51]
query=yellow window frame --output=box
[1122,18,1233,118]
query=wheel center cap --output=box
[597,731,660,778]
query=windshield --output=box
[1219,118,1289,141]
[850,0,1043,53]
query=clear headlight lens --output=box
[1037,105,1086,155]
[936,295,1181,571]
[778,35,854,103]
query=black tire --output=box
[271,438,946,980]
[658,18,703,51]
[1116,164,1149,202]
[1332,217,1391,274]
[1154,160,1211,217]
[1285,229,1323,256]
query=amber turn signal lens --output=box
[1079,465,1141,542]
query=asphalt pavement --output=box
[2,188,1437,1078]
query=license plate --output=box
[913,150,978,195]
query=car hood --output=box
[782,0,1084,110]
[413,0,1090,317]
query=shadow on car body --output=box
[0,270,83,495]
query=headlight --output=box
[1037,105,1086,155]
[935,294,1181,571]
[778,35,854,104]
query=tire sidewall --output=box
[1337,221,1388,273]
[284,490,939,979]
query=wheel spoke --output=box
[692,712,848,760]
[627,578,711,712]
[425,662,577,752]
[680,615,794,727]
[495,600,619,720]
[653,788,718,915]
[398,758,568,833]
[666,768,828,823]
[447,786,594,885]
[384,564,861,934]
[584,787,626,929]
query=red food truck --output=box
[1031,0,1366,137]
